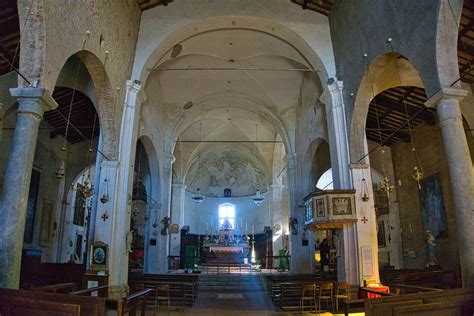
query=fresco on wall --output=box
[419,173,447,239]
[188,148,268,197]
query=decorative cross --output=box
[101,212,109,222]
[361,216,368,224]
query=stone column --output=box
[0,87,57,288]
[320,80,360,285]
[350,161,379,284]
[157,152,175,273]
[270,182,285,259]
[426,88,473,287]
[320,80,352,189]
[286,153,309,272]
[169,183,185,257]
[106,80,144,295]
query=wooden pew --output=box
[106,288,153,316]
[128,273,198,306]
[69,285,109,297]
[393,300,474,316]
[364,287,474,316]
[380,269,459,289]
[0,295,80,316]
[265,275,335,301]
[0,287,105,316]
[32,282,77,293]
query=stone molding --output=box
[10,88,58,117]
[425,87,468,108]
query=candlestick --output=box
[246,222,248,232]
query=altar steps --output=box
[197,274,265,292]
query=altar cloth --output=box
[209,246,243,253]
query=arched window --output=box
[316,169,334,190]
[218,203,235,228]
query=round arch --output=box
[166,93,293,156]
[51,50,117,160]
[350,52,426,161]
[135,15,329,89]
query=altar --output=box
[202,218,250,265]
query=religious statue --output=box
[289,217,298,235]
[126,230,133,253]
[161,216,171,236]
[426,230,438,267]
[218,217,235,244]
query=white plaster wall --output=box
[132,0,336,80]
[182,191,270,236]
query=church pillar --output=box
[94,80,143,295]
[270,182,285,261]
[287,153,310,272]
[0,87,57,288]
[426,88,473,287]
[350,161,379,284]
[157,152,175,273]
[170,183,185,257]
[320,80,352,189]
[320,80,361,285]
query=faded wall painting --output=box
[419,173,447,239]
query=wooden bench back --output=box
[0,288,105,316]
[393,300,474,316]
[0,294,80,316]
[365,287,474,316]
[32,282,77,293]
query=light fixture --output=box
[192,123,205,205]
[361,178,370,202]
[253,189,264,206]
[192,188,205,204]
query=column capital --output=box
[172,183,186,189]
[425,88,468,108]
[125,79,147,104]
[319,79,344,107]
[10,87,58,116]
[283,153,297,169]
[271,183,285,189]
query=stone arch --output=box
[167,94,293,156]
[138,135,161,204]
[301,138,328,193]
[350,52,426,161]
[52,51,117,159]
[435,0,464,90]
[17,0,46,87]
[135,15,329,89]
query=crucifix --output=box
[101,212,109,222]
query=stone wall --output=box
[391,123,474,270]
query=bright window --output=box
[316,169,334,190]
[218,203,235,228]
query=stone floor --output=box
[137,273,364,316]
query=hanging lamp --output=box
[192,123,205,204]
[252,189,265,206]
[252,124,265,206]
[192,188,205,204]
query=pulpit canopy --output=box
[303,189,357,230]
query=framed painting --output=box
[316,198,325,217]
[419,173,447,239]
[39,201,54,246]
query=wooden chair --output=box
[318,282,334,312]
[334,282,350,311]
[154,284,171,314]
[300,283,317,312]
